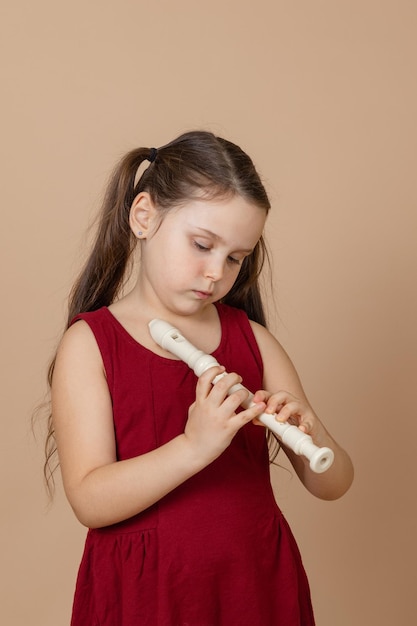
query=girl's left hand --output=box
[252,389,324,444]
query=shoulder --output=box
[249,320,307,398]
[57,307,116,365]
[248,319,280,349]
[54,319,104,379]
[249,321,289,365]
[52,320,111,425]
[70,307,110,332]
[60,317,100,349]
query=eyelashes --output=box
[192,241,241,266]
[193,241,209,252]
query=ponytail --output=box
[66,148,151,326]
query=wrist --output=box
[174,433,215,474]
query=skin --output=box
[52,192,354,529]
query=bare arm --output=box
[250,321,354,500]
[52,321,266,528]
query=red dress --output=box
[70,303,315,625]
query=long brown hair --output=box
[44,130,273,491]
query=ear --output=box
[129,192,158,239]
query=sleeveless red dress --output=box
[70,303,315,625]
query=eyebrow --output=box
[191,226,254,254]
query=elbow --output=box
[70,501,116,529]
[68,498,102,529]
[72,509,99,529]
[317,481,353,501]
[64,484,111,529]
[65,481,141,529]
[314,461,355,501]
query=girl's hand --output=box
[185,367,266,463]
[252,389,325,445]
[252,387,354,499]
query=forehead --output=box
[167,196,266,246]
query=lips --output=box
[193,289,213,299]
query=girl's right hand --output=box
[184,366,266,464]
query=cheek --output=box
[221,266,242,292]
[230,271,242,289]
[158,249,196,284]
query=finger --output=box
[221,386,250,413]
[264,391,298,415]
[252,417,267,427]
[225,401,266,429]
[209,372,244,404]
[236,401,267,425]
[195,366,225,398]
[275,401,302,422]
[298,421,312,434]
[252,390,269,404]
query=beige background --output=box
[1,1,416,624]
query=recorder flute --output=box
[149,319,334,473]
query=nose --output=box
[204,259,224,282]
[204,269,220,281]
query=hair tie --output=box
[148,147,158,163]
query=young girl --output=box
[48,130,353,625]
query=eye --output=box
[193,240,242,267]
[193,241,210,252]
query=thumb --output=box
[252,389,269,404]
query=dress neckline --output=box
[100,303,228,363]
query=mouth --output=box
[193,289,213,299]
